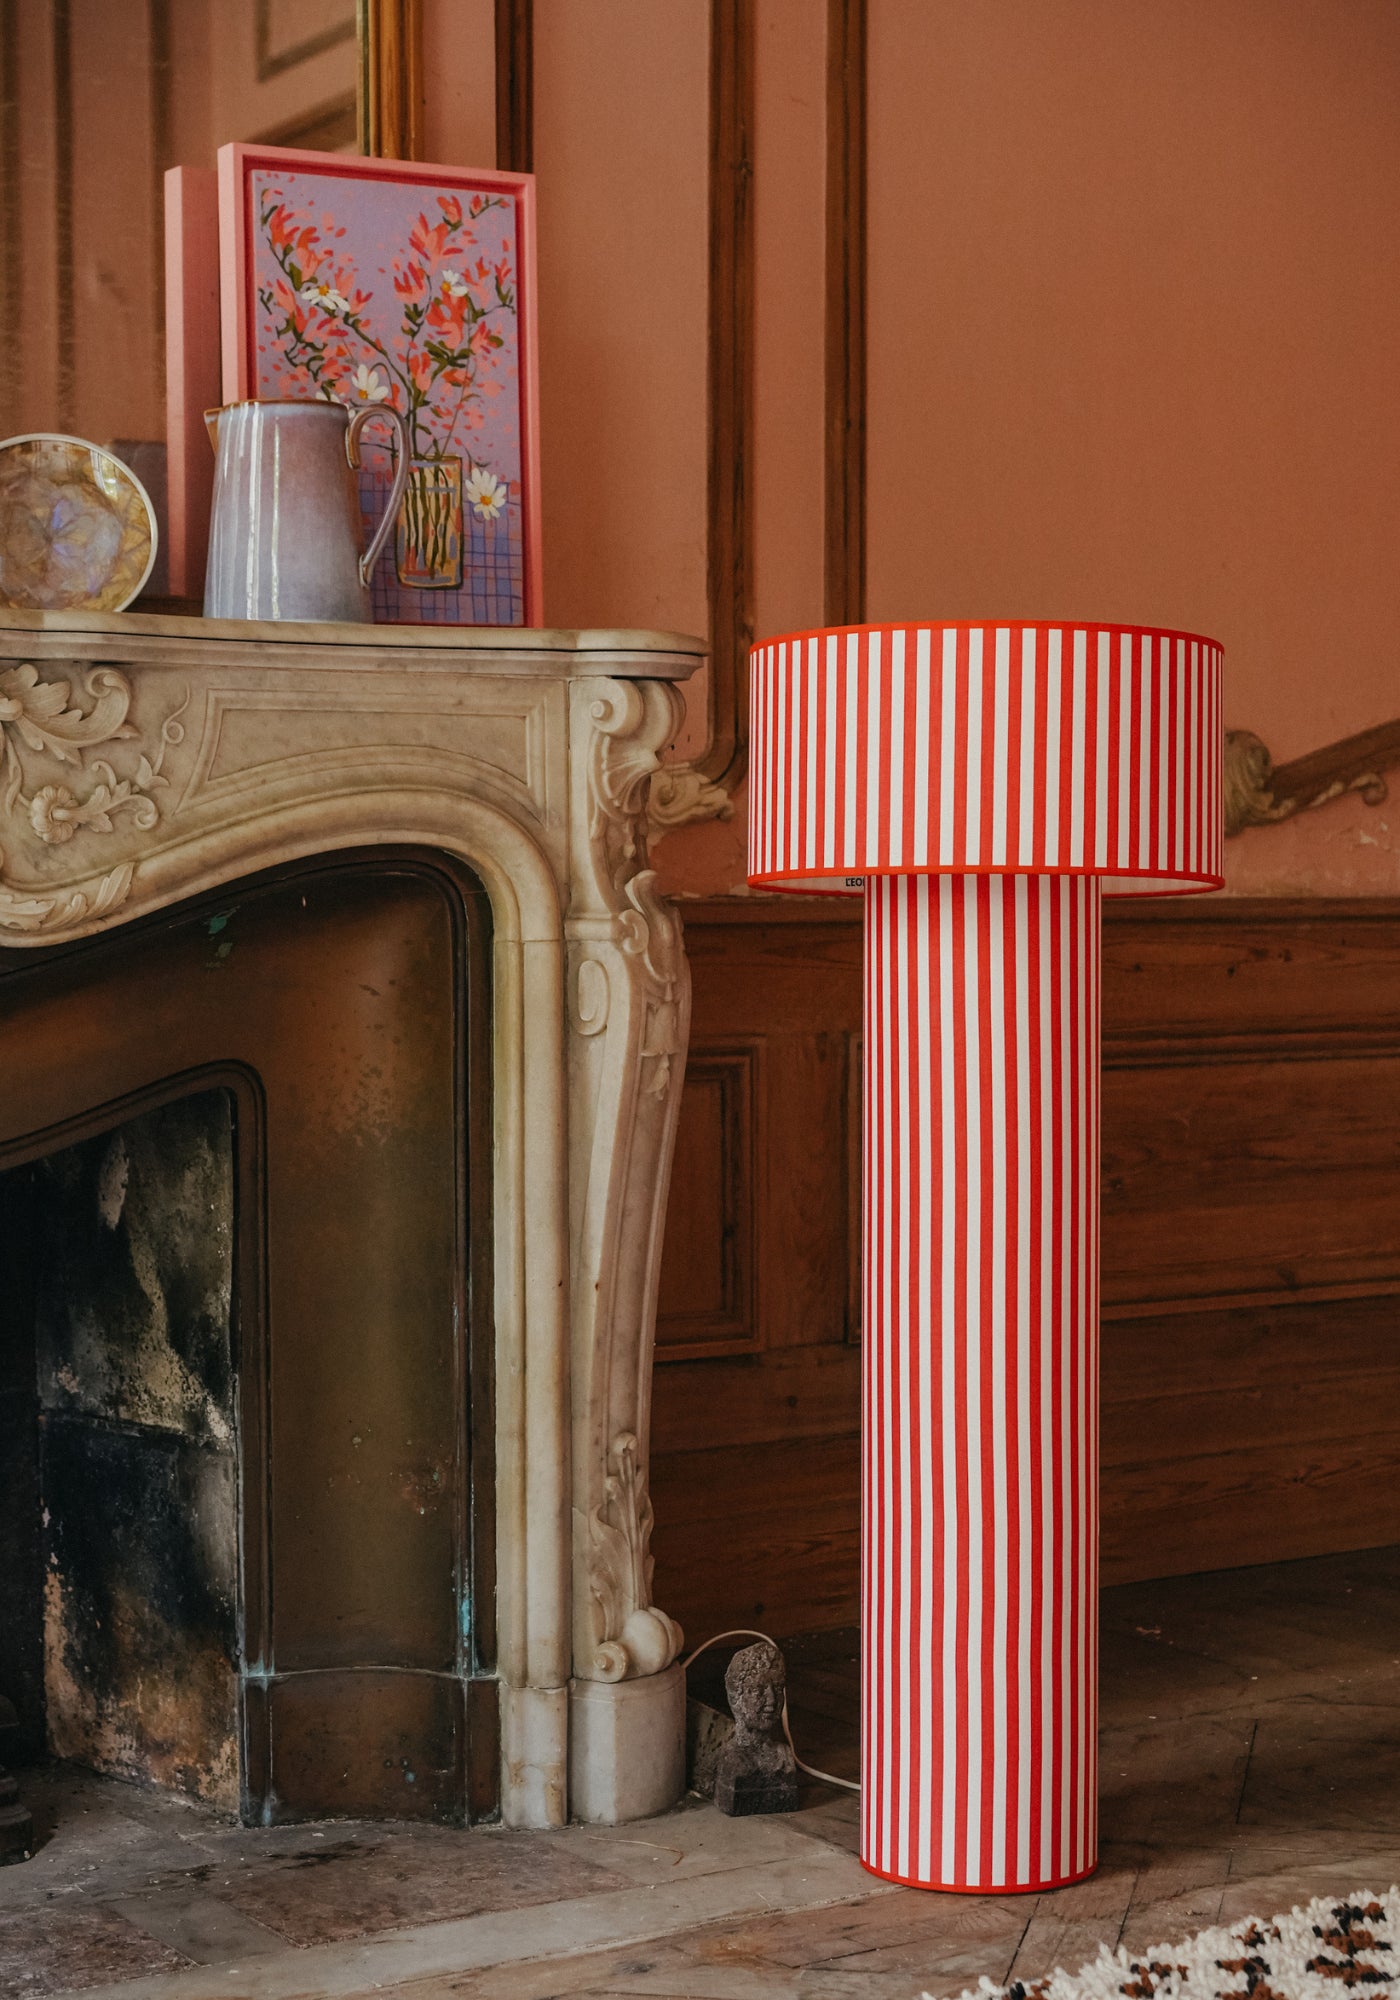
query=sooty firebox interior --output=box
[0,855,496,1826]
[0,1096,240,1806]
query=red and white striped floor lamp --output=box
[747,622,1222,1894]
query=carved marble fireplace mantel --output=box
[0,606,715,1830]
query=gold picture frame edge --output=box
[357,0,424,161]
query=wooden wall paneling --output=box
[653,902,865,1640]
[701,0,755,790]
[650,1431,860,1641]
[654,899,1400,1639]
[823,0,865,626]
[258,0,357,80]
[493,0,532,172]
[655,1041,760,1360]
[51,0,74,430]
[0,0,21,424]
[845,1027,862,1341]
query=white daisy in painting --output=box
[464,467,508,521]
[437,269,470,299]
[299,277,350,314]
[346,364,390,404]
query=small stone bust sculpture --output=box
[714,1640,799,1816]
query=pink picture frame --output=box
[164,165,220,602]
[217,143,542,628]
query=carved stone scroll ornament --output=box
[586,673,733,853]
[569,678,692,1687]
[646,758,734,840]
[0,662,188,935]
[587,1433,684,1683]
[619,871,684,1100]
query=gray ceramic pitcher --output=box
[203,398,410,622]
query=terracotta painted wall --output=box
[862,0,1400,898]
[478,2,1400,900]
[0,0,358,445]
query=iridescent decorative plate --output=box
[0,433,157,612]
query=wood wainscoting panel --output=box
[653,903,863,1639]
[655,1042,760,1360]
[652,897,1400,1643]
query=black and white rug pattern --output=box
[944,1889,1400,2000]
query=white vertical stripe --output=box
[1160,632,1168,868]
[1038,876,1055,1886]
[866,630,884,863]
[1174,638,1186,875]
[991,627,1011,867]
[916,876,935,1884]
[1068,630,1087,868]
[1094,630,1111,869]
[889,633,907,867]
[788,644,800,872]
[965,628,985,867]
[963,876,983,1884]
[1138,642,1153,874]
[913,627,933,866]
[1018,628,1037,868]
[1014,878,1033,1885]
[1075,880,1090,1874]
[1044,631,1062,864]
[939,876,960,1885]
[1117,634,1132,872]
[844,632,861,872]
[772,652,784,880]
[938,628,957,866]
[804,636,819,870]
[1059,876,1073,1881]
[771,641,783,872]
[881,878,897,1870]
[988,879,1009,1879]
[896,878,914,1881]
[1187,641,1199,874]
[823,633,839,871]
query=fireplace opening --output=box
[0,1094,240,1809]
[0,854,497,1826]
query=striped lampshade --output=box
[747,620,1223,1897]
[748,622,1223,895]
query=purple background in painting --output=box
[250,165,524,627]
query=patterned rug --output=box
[945,1889,1400,2000]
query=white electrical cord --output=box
[680,1628,861,1795]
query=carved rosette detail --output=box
[587,1433,684,1683]
[0,663,188,935]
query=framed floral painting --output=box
[218,144,540,626]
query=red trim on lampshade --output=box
[747,622,1223,899]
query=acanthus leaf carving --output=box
[587,681,673,889]
[586,1432,683,1682]
[585,680,734,892]
[0,664,188,935]
[618,870,683,1098]
[645,757,734,841]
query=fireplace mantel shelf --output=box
[0,607,711,1831]
[1,606,705,675]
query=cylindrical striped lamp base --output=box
[861,873,1100,1893]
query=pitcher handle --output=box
[346,405,411,589]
